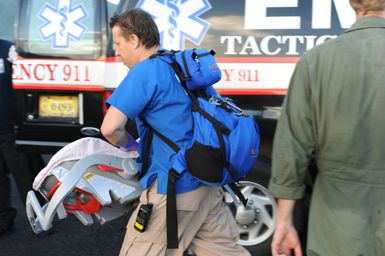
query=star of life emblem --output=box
[0,45,17,74]
[39,0,87,48]
[7,45,17,63]
[136,0,212,50]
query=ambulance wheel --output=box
[233,157,309,256]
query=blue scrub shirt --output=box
[107,56,202,194]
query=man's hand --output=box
[271,199,303,256]
[271,222,302,256]
[119,133,138,152]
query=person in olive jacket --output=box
[269,0,385,255]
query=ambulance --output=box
[2,0,356,254]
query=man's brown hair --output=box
[110,9,160,49]
[349,0,385,13]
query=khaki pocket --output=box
[119,234,158,256]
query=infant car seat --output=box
[25,137,142,234]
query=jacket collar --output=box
[344,16,385,34]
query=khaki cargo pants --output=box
[119,182,251,256]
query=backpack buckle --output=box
[208,97,222,106]
[225,100,244,116]
[209,97,244,116]
[169,168,181,179]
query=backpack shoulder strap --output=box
[139,117,180,177]
[141,117,180,152]
[166,168,181,248]
[139,116,181,249]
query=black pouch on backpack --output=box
[185,141,224,183]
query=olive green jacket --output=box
[269,16,385,256]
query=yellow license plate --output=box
[39,95,79,118]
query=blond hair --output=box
[349,0,385,13]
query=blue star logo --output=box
[137,0,212,50]
[39,0,87,48]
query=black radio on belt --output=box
[134,203,153,232]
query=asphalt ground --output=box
[0,178,128,256]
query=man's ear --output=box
[130,34,140,48]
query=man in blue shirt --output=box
[101,9,250,256]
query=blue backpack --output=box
[141,48,260,248]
